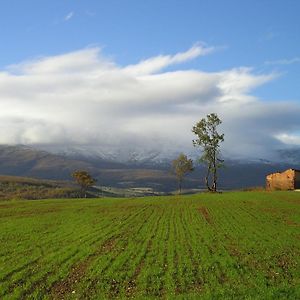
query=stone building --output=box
[266,169,300,191]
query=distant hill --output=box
[0,145,98,179]
[0,145,177,191]
[0,144,299,192]
[0,174,78,200]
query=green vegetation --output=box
[192,113,224,192]
[0,192,300,299]
[0,175,78,200]
[72,170,97,198]
[172,153,194,193]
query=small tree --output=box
[172,153,194,194]
[72,170,96,198]
[192,113,224,192]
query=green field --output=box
[0,192,300,299]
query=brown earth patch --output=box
[266,252,297,281]
[101,238,116,252]
[287,199,300,205]
[277,254,295,272]
[0,204,12,209]
[261,207,280,214]
[2,208,61,218]
[51,260,90,299]
[273,194,300,205]
[285,219,300,226]
[50,238,116,299]
[227,244,242,258]
[243,200,255,206]
[198,207,213,224]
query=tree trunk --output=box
[205,165,212,191]
[211,170,217,192]
[212,150,217,192]
[212,173,217,192]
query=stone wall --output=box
[266,169,295,191]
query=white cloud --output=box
[275,133,300,146]
[217,67,277,103]
[7,48,114,75]
[64,11,74,21]
[123,44,215,75]
[265,57,300,65]
[0,45,299,160]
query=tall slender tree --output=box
[192,113,224,192]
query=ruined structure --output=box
[266,169,300,191]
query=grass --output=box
[0,191,300,299]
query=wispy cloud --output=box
[265,57,300,65]
[64,11,74,21]
[124,44,215,75]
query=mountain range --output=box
[0,144,299,192]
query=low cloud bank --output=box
[0,45,299,160]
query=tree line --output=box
[72,113,224,196]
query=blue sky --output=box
[0,0,299,159]
[0,0,299,99]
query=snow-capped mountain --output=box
[35,144,300,165]
[34,144,184,165]
[0,144,299,191]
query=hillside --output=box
[0,145,98,179]
[0,175,78,200]
[0,192,299,298]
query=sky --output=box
[0,0,299,160]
